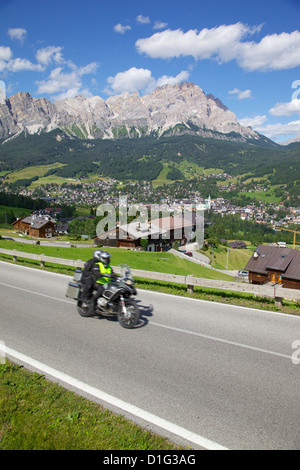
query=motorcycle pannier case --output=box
[73,269,82,282]
[66,282,80,300]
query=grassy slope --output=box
[0,239,234,281]
[203,246,252,271]
[4,163,65,183]
[0,205,32,219]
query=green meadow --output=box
[0,239,233,281]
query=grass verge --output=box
[0,361,184,450]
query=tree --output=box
[84,218,97,239]
[69,219,85,239]
[140,238,148,251]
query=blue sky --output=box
[0,0,300,142]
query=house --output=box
[245,245,300,290]
[228,240,247,249]
[56,223,69,236]
[94,213,197,251]
[94,223,169,251]
[94,226,120,248]
[150,213,197,245]
[12,215,56,238]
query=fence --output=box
[0,248,299,306]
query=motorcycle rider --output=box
[88,251,116,312]
[81,249,103,304]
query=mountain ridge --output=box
[0,81,272,145]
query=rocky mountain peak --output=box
[0,82,264,143]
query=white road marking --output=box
[149,321,293,360]
[0,345,228,451]
[0,281,72,304]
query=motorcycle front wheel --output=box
[117,300,140,329]
[77,300,93,317]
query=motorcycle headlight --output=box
[125,279,133,285]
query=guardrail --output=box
[0,248,299,306]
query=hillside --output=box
[2,81,297,189]
[0,131,299,188]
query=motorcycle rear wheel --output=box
[77,300,93,317]
[117,300,140,329]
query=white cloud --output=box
[269,99,300,116]
[8,28,27,43]
[239,115,268,128]
[0,46,12,61]
[237,31,300,71]
[0,45,65,74]
[78,62,98,76]
[229,88,252,100]
[105,67,190,95]
[35,61,98,100]
[254,120,300,140]
[113,23,131,34]
[137,15,150,24]
[136,23,300,72]
[136,23,254,61]
[155,70,190,89]
[36,46,64,67]
[36,67,80,94]
[0,40,97,99]
[0,47,44,72]
[106,67,154,94]
[239,113,300,141]
[7,58,44,72]
[154,21,168,30]
[240,101,300,141]
[238,114,300,141]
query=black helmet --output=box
[100,251,111,267]
[93,250,103,261]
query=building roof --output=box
[13,215,56,229]
[95,223,167,241]
[245,245,300,281]
[228,240,247,248]
[150,213,196,230]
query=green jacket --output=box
[94,262,113,285]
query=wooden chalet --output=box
[94,226,140,249]
[150,213,196,245]
[94,223,167,251]
[12,215,56,238]
[94,214,196,251]
[245,245,300,290]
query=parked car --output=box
[185,252,193,257]
[238,270,248,277]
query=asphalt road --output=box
[0,261,300,450]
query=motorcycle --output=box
[66,264,140,329]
